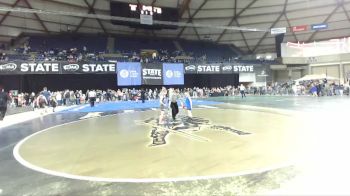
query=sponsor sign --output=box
[142,63,163,85]
[62,64,80,72]
[197,64,221,74]
[184,63,256,74]
[163,63,184,85]
[221,64,233,74]
[117,62,142,86]
[0,62,117,74]
[0,62,60,74]
[0,62,258,76]
[311,23,328,30]
[61,62,116,74]
[233,65,254,73]
[80,63,116,73]
[292,25,307,32]
[20,62,60,73]
[61,63,80,74]
[271,27,287,35]
[184,64,196,74]
[0,63,17,72]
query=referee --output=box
[169,89,180,121]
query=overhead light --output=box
[266,55,272,60]
[256,56,261,59]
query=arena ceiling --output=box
[0,0,349,54]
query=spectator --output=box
[0,87,11,121]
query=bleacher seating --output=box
[3,34,241,63]
[178,40,235,63]
[29,35,107,53]
[115,37,176,53]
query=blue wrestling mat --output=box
[59,99,221,113]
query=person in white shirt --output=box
[240,84,246,98]
[56,91,62,106]
[36,94,48,114]
[88,90,97,107]
[159,87,168,125]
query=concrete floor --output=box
[1,95,350,195]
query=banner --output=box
[292,25,307,32]
[163,63,184,85]
[311,23,328,30]
[197,64,221,74]
[271,27,287,35]
[61,62,116,74]
[0,61,258,76]
[0,62,60,74]
[221,64,233,74]
[0,61,116,75]
[117,62,142,86]
[142,63,163,85]
[233,64,254,73]
[186,64,255,74]
[184,64,197,74]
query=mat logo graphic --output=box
[0,63,17,71]
[63,64,79,71]
[136,115,251,147]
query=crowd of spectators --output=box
[8,80,350,110]
[259,80,350,96]
[0,49,243,64]
[0,53,9,61]
[8,86,234,108]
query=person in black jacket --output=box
[140,88,146,103]
[0,87,11,121]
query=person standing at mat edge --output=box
[0,86,11,121]
[88,89,97,107]
[159,87,168,125]
[141,88,146,103]
[184,91,193,118]
[169,88,180,121]
[240,84,246,98]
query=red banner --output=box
[292,25,307,32]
